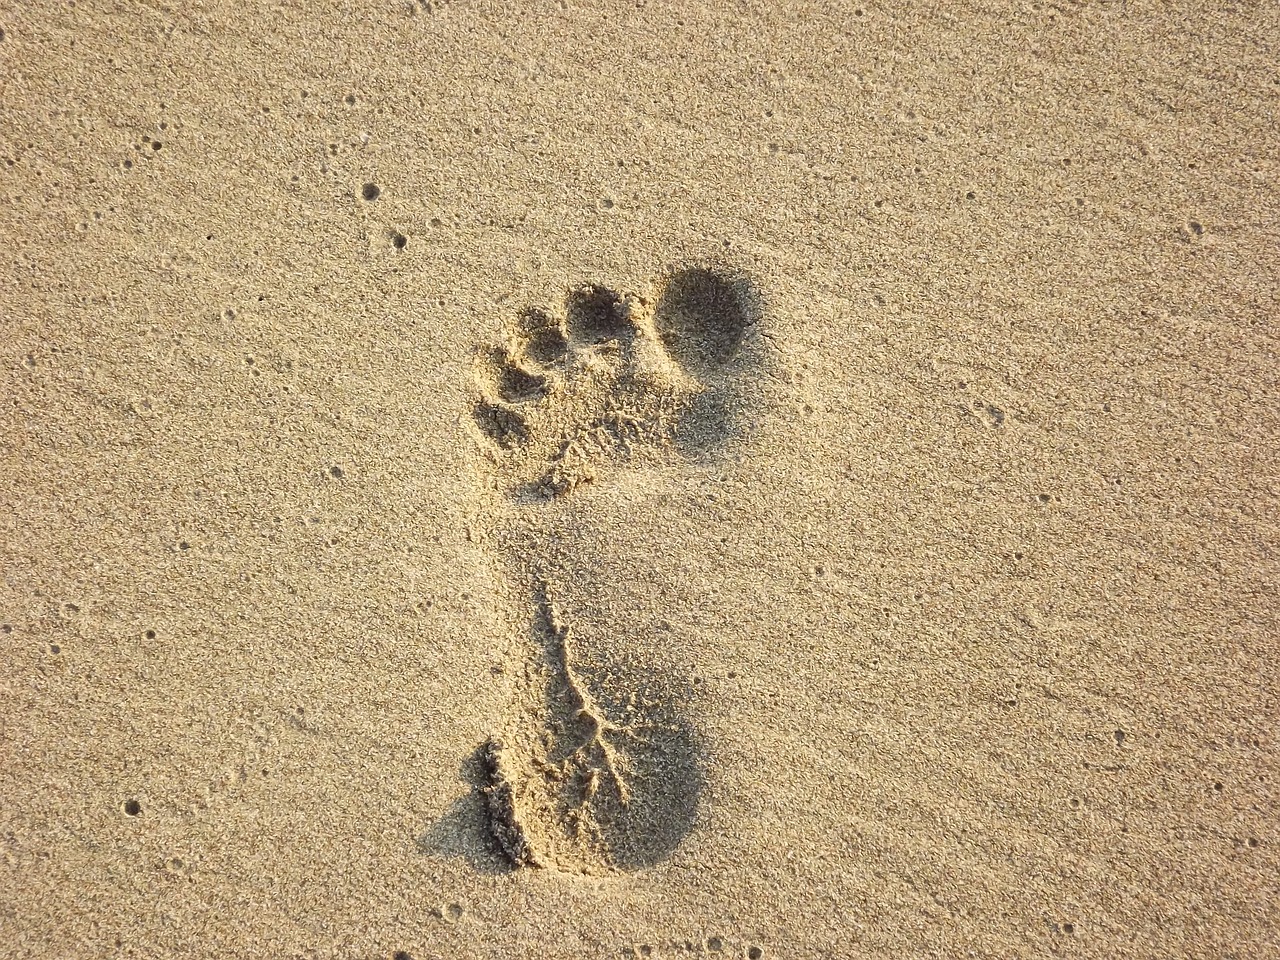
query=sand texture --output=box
[2,1,1278,957]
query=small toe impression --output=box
[565,283,628,346]
[497,361,549,404]
[482,345,549,404]
[654,267,755,379]
[474,400,529,449]
[517,308,569,366]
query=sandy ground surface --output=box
[2,1,1278,957]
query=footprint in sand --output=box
[469,266,761,874]
[473,267,758,499]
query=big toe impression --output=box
[654,267,754,380]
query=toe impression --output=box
[653,267,754,380]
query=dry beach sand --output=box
[2,0,1278,957]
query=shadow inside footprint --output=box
[517,307,569,366]
[477,586,704,873]
[473,398,528,449]
[590,669,704,871]
[654,266,755,378]
[496,359,548,403]
[654,266,763,456]
[565,283,627,346]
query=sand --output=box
[2,1,1277,957]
